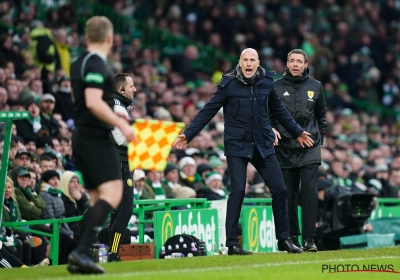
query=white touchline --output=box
[37,255,399,280]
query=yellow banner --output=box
[128,119,185,171]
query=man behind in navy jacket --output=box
[174,48,314,254]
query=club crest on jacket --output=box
[307,91,314,101]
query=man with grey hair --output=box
[271,49,327,252]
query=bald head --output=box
[240,48,259,60]
[239,48,260,78]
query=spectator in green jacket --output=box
[10,166,46,221]
[3,176,48,266]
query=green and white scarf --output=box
[41,183,62,197]
[3,198,19,222]
[147,180,166,200]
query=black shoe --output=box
[277,238,303,253]
[68,251,105,274]
[67,263,83,274]
[303,238,318,252]
[108,253,122,262]
[290,236,301,248]
[227,245,253,255]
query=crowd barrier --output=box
[2,197,400,264]
[2,199,210,265]
[3,216,81,265]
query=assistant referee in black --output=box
[109,73,136,261]
[67,16,135,274]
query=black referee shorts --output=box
[72,127,121,190]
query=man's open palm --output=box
[173,134,188,149]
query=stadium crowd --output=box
[0,0,400,266]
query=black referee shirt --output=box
[70,51,115,130]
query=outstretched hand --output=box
[296,131,314,148]
[173,134,188,150]
[272,128,281,146]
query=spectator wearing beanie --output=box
[178,156,204,191]
[39,169,77,264]
[196,163,213,183]
[39,170,64,218]
[163,163,181,190]
[209,155,225,175]
[196,171,226,200]
[209,155,230,186]
[23,135,37,154]
[35,136,53,156]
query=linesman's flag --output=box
[128,119,185,171]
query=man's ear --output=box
[107,34,113,45]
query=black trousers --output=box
[109,161,133,255]
[59,233,78,264]
[281,164,319,238]
[225,150,289,246]
[0,247,24,267]
[31,239,47,266]
[15,238,31,266]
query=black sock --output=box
[76,200,113,255]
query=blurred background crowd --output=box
[0,0,400,260]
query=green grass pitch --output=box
[1,247,400,280]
